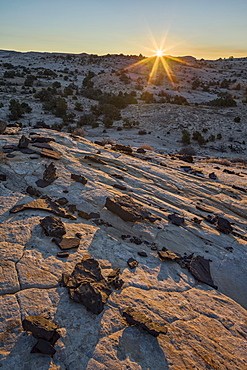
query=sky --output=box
[0,0,247,59]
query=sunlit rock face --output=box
[0,128,247,369]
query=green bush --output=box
[8,99,32,120]
[192,131,206,145]
[181,130,191,145]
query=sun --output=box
[156,49,164,57]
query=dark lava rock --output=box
[36,179,54,188]
[105,195,153,222]
[10,196,75,219]
[0,174,7,181]
[63,254,113,314]
[215,216,233,234]
[33,122,50,129]
[40,216,66,238]
[113,183,127,191]
[127,258,139,269]
[168,213,184,226]
[40,148,61,160]
[130,236,142,245]
[57,252,69,258]
[180,165,192,172]
[158,250,180,261]
[122,307,167,337]
[26,186,41,197]
[112,174,124,180]
[6,153,16,158]
[71,173,87,185]
[19,148,37,154]
[137,148,146,154]
[78,210,100,220]
[52,237,80,250]
[114,143,133,153]
[191,217,202,224]
[138,251,148,257]
[223,169,235,174]
[0,120,7,134]
[18,135,30,148]
[209,172,217,180]
[84,155,107,165]
[138,130,147,135]
[31,338,56,355]
[43,162,58,183]
[180,154,194,163]
[107,268,124,290]
[56,197,68,206]
[22,316,60,344]
[31,136,55,143]
[32,142,54,150]
[189,255,217,289]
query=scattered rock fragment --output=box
[189,255,217,289]
[10,196,75,219]
[84,155,107,165]
[0,120,7,134]
[130,236,142,245]
[113,143,133,153]
[137,148,146,154]
[43,162,58,183]
[112,173,124,180]
[63,254,114,314]
[232,184,246,193]
[215,216,233,234]
[158,250,180,261]
[40,215,66,238]
[209,172,217,180]
[31,136,55,143]
[168,213,184,226]
[71,173,87,185]
[26,186,41,197]
[56,197,68,205]
[18,135,30,148]
[138,251,148,257]
[57,252,69,258]
[122,307,167,337]
[22,315,60,355]
[113,183,127,191]
[107,268,124,290]
[127,258,139,269]
[52,237,80,250]
[105,195,156,222]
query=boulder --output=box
[18,135,30,148]
[40,216,66,238]
[22,315,60,343]
[105,195,151,222]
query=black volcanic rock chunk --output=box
[113,143,133,153]
[215,216,233,234]
[122,307,167,337]
[137,148,146,153]
[107,268,124,290]
[31,339,56,355]
[71,173,87,185]
[130,236,142,245]
[31,136,55,143]
[22,316,60,343]
[158,250,180,261]
[105,195,153,222]
[112,174,124,180]
[0,174,7,181]
[64,254,114,314]
[84,155,107,165]
[0,119,7,134]
[18,135,30,148]
[52,237,80,250]
[189,255,217,289]
[127,258,139,269]
[138,251,147,257]
[113,183,127,191]
[10,196,75,219]
[26,186,41,197]
[168,213,184,226]
[40,216,66,238]
[43,162,58,183]
[209,172,217,180]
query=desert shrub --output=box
[179,145,196,156]
[139,144,153,151]
[201,158,231,166]
[77,113,97,126]
[141,91,155,103]
[43,97,67,118]
[234,116,241,123]
[74,102,83,111]
[8,99,32,120]
[4,70,15,78]
[82,71,95,88]
[208,92,237,107]
[192,131,206,145]
[123,118,140,128]
[208,134,215,142]
[181,129,191,145]
[24,74,36,87]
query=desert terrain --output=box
[0,51,246,369]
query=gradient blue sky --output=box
[1,0,246,59]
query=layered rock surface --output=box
[0,129,247,369]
